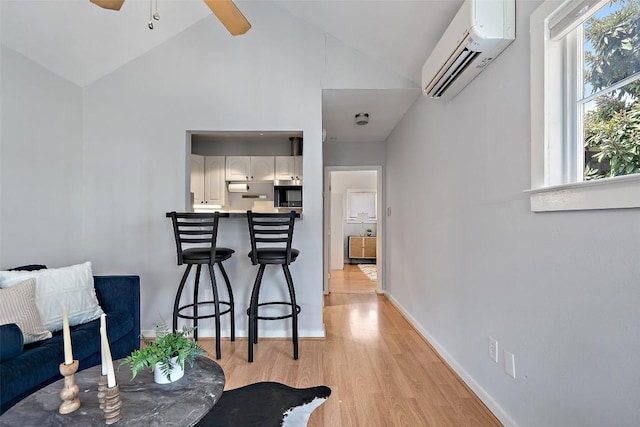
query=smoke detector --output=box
[355,113,369,125]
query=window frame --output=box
[528,0,640,212]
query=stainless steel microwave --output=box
[274,180,302,208]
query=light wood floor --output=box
[330,263,378,293]
[198,266,501,426]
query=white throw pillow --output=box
[0,278,52,344]
[0,262,104,332]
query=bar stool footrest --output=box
[248,302,301,321]
[176,301,233,321]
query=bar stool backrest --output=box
[246,211,296,265]
[167,211,220,265]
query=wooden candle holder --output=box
[97,375,108,410]
[58,360,81,414]
[103,384,123,425]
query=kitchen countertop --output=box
[191,208,302,218]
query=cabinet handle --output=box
[291,176,294,180]
[251,176,254,179]
[246,176,249,180]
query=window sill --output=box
[525,174,640,212]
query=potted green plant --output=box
[119,319,206,384]
[366,228,373,236]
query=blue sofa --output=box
[0,275,140,414]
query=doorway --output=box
[323,166,383,294]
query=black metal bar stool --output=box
[246,210,300,362]
[167,211,235,359]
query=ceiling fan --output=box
[89,0,251,36]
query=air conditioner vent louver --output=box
[421,0,515,101]
[428,48,481,98]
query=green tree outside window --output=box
[583,0,640,180]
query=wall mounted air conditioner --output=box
[422,0,515,100]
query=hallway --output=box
[330,263,377,294]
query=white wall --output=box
[324,140,386,167]
[321,36,417,90]
[385,1,640,426]
[0,46,84,268]
[329,192,344,269]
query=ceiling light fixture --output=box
[355,113,369,126]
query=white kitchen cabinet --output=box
[275,156,303,180]
[294,156,303,180]
[204,156,226,205]
[191,155,225,206]
[225,156,250,181]
[225,156,274,181]
[191,155,205,203]
[250,156,275,181]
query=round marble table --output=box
[0,356,225,426]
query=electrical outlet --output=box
[489,337,498,363]
[504,350,516,378]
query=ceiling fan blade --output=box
[202,0,251,36]
[90,0,125,11]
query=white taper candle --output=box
[62,307,73,365]
[103,319,116,388]
[100,314,108,376]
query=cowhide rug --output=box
[195,381,331,427]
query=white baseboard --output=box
[386,294,519,427]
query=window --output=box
[529,0,640,211]
[345,189,377,223]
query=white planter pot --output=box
[153,356,185,384]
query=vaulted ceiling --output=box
[1,0,463,144]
